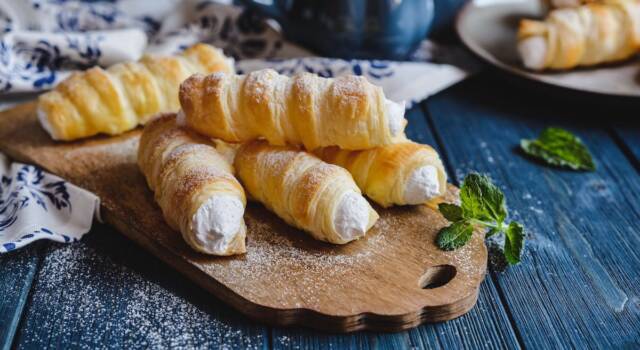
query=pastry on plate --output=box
[179,69,407,151]
[545,0,595,8]
[234,140,379,244]
[138,114,246,255]
[518,0,640,70]
[315,142,447,208]
[38,43,234,141]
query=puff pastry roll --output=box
[179,69,407,150]
[518,0,640,70]
[38,43,234,141]
[138,113,246,255]
[546,0,595,8]
[315,142,447,208]
[234,140,379,244]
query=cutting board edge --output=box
[0,102,489,332]
[103,193,487,333]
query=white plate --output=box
[456,0,640,97]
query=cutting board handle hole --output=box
[419,265,457,289]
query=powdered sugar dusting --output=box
[203,204,387,308]
[257,146,298,175]
[17,239,266,349]
[196,193,485,312]
[333,75,365,98]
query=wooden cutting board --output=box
[0,102,487,332]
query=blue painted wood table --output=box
[1,3,640,350]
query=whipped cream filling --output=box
[518,36,547,70]
[404,165,440,205]
[191,194,244,253]
[333,190,370,242]
[385,99,406,136]
[37,107,59,140]
[224,56,236,71]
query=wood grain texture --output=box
[613,128,640,172]
[425,74,640,349]
[11,225,269,349]
[0,244,42,350]
[268,106,522,349]
[0,103,488,333]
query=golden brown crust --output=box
[234,140,378,244]
[517,0,640,70]
[38,43,233,141]
[182,43,233,73]
[518,19,548,39]
[315,142,447,207]
[180,69,403,151]
[138,113,246,255]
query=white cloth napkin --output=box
[0,153,100,253]
[0,0,475,252]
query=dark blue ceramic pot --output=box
[239,0,435,60]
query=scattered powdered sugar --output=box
[17,240,266,349]
[246,70,278,104]
[208,207,387,308]
[332,75,365,100]
[478,141,495,164]
[255,145,297,175]
[198,199,484,312]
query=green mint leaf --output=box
[504,222,525,265]
[437,220,474,251]
[521,127,595,171]
[460,173,507,224]
[438,203,463,222]
[435,172,527,269]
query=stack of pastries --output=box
[37,43,448,256]
[517,0,640,70]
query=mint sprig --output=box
[436,173,525,266]
[437,220,473,251]
[521,127,595,171]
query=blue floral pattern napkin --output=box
[0,0,474,252]
[0,154,100,253]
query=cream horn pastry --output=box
[138,113,246,255]
[179,69,407,151]
[545,0,595,8]
[315,142,447,208]
[38,43,234,141]
[234,140,379,244]
[517,0,640,70]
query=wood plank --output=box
[272,107,520,349]
[425,73,640,349]
[11,224,269,349]
[405,107,521,349]
[272,280,521,350]
[0,103,488,332]
[613,128,640,172]
[0,244,42,350]
[0,95,45,350]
